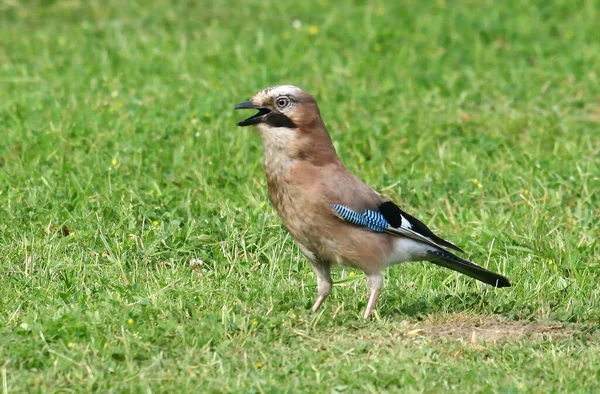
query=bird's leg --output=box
[310,261,332,313]
[363,272,383,319]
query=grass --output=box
[1,0,599,392]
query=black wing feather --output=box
[378,201,465,254]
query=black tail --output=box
[426,249,511,288]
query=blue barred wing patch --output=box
[332,204,389,232]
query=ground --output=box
[1,0,599,392]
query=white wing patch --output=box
[384,226,448,252]
[400,214,412,229]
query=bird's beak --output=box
[234,101,271,127]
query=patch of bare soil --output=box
[408,314,596,343]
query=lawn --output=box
[1,0,599,392]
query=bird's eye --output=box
[276,97,290,108]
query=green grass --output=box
[1,0,599,392]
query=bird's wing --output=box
[321,164,464,253]
[331,200,465,254]
[378,201,465,253]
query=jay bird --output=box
[234,85,511,319]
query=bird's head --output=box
[234,85,336,164]
[234,85,324,130]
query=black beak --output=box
[234,101,271,127]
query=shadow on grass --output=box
[382,291,501,319]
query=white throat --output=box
[257,123,296,178]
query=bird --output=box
[234,85,511,319]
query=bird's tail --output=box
[425,249,511,288]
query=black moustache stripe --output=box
[265,113,298,129]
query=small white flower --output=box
[189,258,204,267]
[292,19,302,29]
